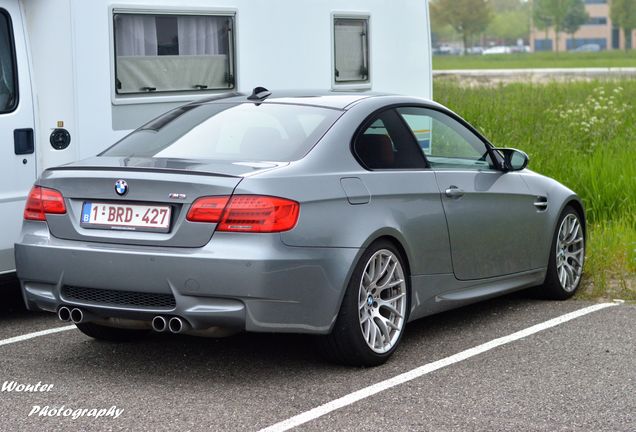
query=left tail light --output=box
[24,186,67,221]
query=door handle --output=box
[14,128,34,155]
[534,196,548,211]
[445,186,465,198]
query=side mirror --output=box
[496,148,529,172]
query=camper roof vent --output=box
[247,87,272,101]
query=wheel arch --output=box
[557,196,587,239]
[360,230,413,280]
[329,229,414,334]
[565,199,587,238]
[539,195,587,299]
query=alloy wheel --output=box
[556,213,585,292]
[358,249,407,354]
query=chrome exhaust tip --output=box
[168,317,189,334]
[70,308,84,324]
[151,316,167,332]
[57,306,71,322]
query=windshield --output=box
[101,102,342,161]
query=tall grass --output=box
[434,80,636,299]
[433,50,636,70]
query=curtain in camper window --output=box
[115,15,158,56]
[177,16,226,55]
[114,13,234,95]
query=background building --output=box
[531,0,635,51]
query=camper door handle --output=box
[194,84,208,90]
[14,128,34,155]
[140,86,156,92]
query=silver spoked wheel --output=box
[556,213,585,292]
[358,249,407,354]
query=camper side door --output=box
[0,1,36,275]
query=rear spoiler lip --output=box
[43,166,241,179]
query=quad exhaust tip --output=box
[152,316,190,334]
[70,308,84,324]
[152,316,167,332]
[57,306,71,322]
[168,317,189,334]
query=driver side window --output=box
[397,107,495,170]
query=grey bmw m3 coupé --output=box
[15,90,586,366]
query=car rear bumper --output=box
[15,221,360,334]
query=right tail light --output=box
[186,195,299,233]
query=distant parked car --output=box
[466,46,484,55]
[434,45,462,56]
[510,45,531,54]
[572,44,601,52]
[483,46,512,55]
[16,91,586,366]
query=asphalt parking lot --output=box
[0,280,634,432]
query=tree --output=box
[533,0,571,53]
[487,9,530,45]
[563,0,589,50]
[533,0,554,47]
[489,0,525,11]
[486,0,531,45]
[430,0,492,53]
[430,6,460,46]
[611,0,636,51]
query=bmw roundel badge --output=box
[115,179,128,196]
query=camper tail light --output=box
[24,186,67,221]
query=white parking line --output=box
[258,302,618,432]
[0,325,76,348]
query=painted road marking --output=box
[258,302,618,432]
[0,325,76,348]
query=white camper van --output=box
[0,0,432,276]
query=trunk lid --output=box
[38,157,285,247]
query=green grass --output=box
[433,79,636,299]
[433,50,636,70]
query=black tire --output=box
[539,206,585,300]
[320,240,410,367]
[75,322,149,342]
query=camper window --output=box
[0,9,17,113]
[113,12,235,96]
[333,17,369,84]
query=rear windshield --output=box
[101,102,342,161]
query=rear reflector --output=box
[24,186,67,221]
[218,195,299,233]
[186,196,230,223]
[186,195,300,233]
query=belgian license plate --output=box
[80,202,171,232]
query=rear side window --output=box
[353,110,427,170]
[101,103,342,162]
[113,12,235,95]
[0,9,17,113]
